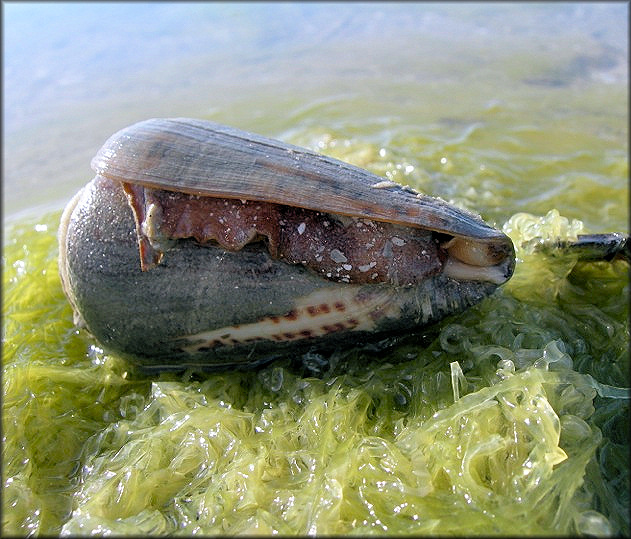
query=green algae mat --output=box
[4,130,628,535]
[3,3,628,536]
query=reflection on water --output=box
[3,2,627,222]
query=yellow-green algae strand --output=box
[2,204,628,536]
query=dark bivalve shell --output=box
[59,118,515,372]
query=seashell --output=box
[59,118,516,372]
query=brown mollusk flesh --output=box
[123,182,511,286]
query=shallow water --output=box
[3,2,629,536]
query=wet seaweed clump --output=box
[2,209,629,536]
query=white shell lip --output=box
[443,256,513,285]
